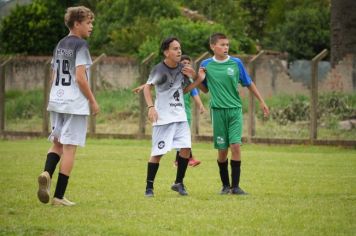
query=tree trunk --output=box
[330,0,356,66]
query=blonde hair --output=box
[64,6,94,29]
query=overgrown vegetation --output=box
[263,93,356,128]
[4,90,355,139]
[0,0,330,60]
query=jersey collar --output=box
[212,55,230,63]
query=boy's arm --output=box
[76,65,100,115]
[197,67,209,93]
[192,94,206,114]
[247,82,269,117]
[132,84,145,94]
[143,83,158,123]
[183,68,207,93]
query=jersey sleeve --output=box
[234,58,252,87]
[190,88,199,96]
[199,59,211,89]
[75,41,92,67]
[146,66,165,85]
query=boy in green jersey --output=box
[198,33,269,195]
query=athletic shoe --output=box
[52,197,76,206]
[171,183,188,196]
[145,188,154,197]
[188,157,201,167]
[37,171,51,204]
[220,185,231,195]
[231,187,248,195]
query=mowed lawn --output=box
[0,138,355,235]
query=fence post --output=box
[247,51,265,143]
[138,53,156,138]
[89,53,106,135]
[42,59,52,136]
[0,57,12,134]
[192,52,210,139]
[310,49,328,144]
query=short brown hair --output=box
[64,6,94,29]
[209,33,227,45]
[180,55,191,62]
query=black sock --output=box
[44,152,60,178]
[175,156,189,184]
[175,151,179,162]
[218,160,230,187]
[146,162,159,189]
[231,160,241,188]
[54,172,69,199]
[189,150,193,159]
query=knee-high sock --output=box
[54,172,69,199]
[218,160,230,187]
[44,152,60,178]
[146,162,159,189]
[175,156,189,184]
[230,160,241,188]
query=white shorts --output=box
[48,112,87,147]
[151,121,191,157]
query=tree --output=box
[0,0,93,55]
[138,17,237,60]
[263,7,330,60]
[0,0,68,55]
[330,0,356,66]
[89,0,181,55]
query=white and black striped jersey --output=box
[47,35,92,115]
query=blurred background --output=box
[0,0,355,144]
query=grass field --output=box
[0,139,355,235]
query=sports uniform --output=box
[146,62,191,156]
[200,56,252,149]
[183,88,199,126]
[47,35,92,147]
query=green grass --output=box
[0,139,355,235]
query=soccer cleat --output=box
[188,157,201,167]
[145,188,154,197]
[220,185,231,195]
[37,171,51,204]
[171,183,188,196]
[52,197,76,206]
[231,187,248,195]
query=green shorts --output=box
[211,107,243,149]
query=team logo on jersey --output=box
[227,67,234,76]
[173,90,180,101]
[56,89,64,97]
[158,141,165,149]
[216,136,225,145]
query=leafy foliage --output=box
[267,93,356,126]
[0,0,69,55]
[137,17,234,60]
[263,6,330,60]
[89,0,180,56]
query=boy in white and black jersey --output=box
[143,37,202,197]
[37,6,99,206]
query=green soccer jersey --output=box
[184,87,199,126]
[200,56,252,108]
